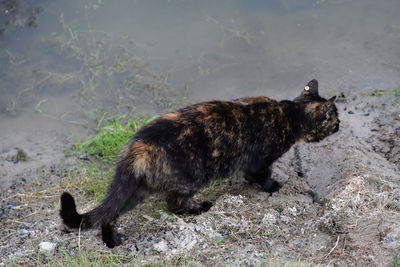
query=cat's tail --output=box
[60,165,141,230]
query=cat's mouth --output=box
[333,123,340,133]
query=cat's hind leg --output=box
[101,184,149,248]
[101,222,123,248]
[166,192,212,215]
[245,165,282,193]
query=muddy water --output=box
[1,0,400,190]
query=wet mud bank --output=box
[0,93,399,266]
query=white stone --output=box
[39,241,57,255]
[153,240,169,252]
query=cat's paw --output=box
[102,226,124,248]
[267,181,282,193]
[261,179,282,193]
[262,179,282,193]
[191,201,214,215]
[307,190,325,204]
[104,232,124,248]
[200,201,213,212]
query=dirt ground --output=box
[0,92,399,266]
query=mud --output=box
[0,112,79,193]
[1,93,399,266]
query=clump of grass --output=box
[44,249,129,267]
[64,116,155,200]
[83,165,113,201]
[362,88,400,97]
[43,247,201,267]
[56,161,113,201]
[393,256,400,267]
[197,178,226,202]
[8,148,28,163]
[73,116,155,163]
[258,232,274,237]
[260,258,312,267]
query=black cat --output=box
[60,79,340,248]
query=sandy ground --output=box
[0,93,399,266]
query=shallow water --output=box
[1,0,400,138]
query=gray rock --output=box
[153,240,169,252]
[39,241,57,255]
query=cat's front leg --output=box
[245,165,282,193]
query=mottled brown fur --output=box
[161,112,181,120]
[60,79,340,248]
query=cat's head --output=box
[293,79,340,142]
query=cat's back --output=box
[234,96,276,105]
[128,97,286,165]
[134,97,278,142]
[133,100,246,145]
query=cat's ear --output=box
[327,96,336,103]
[325,96,336,106]
[302,79,319,97]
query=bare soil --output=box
[0,93,399,266]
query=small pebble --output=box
[79,154,89,160]
[378,118,391,126]
[49,165,56,173]
[153,240,169,252]
[18,229,30,235]
[395,127,400,132]
[395,196,400,201]
[347,110,354,114]
[5,204,13,209]
[39,241,57,255]
[362,113,370,116]
[384,233,394,243]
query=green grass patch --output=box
[362,88,400,97]
[62,116,155,200]
[170,256,200,267]
[73,116,156,163]
[212,239,225,246]
[42,249,130,267]
[141,198,169,220]
[393,255,400,267]
[197,178,226,202]
[37,248,201,267]
[258,232,274,237]
[263,258,312,267]
[58,162,113,201]
[84,165,114,201]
